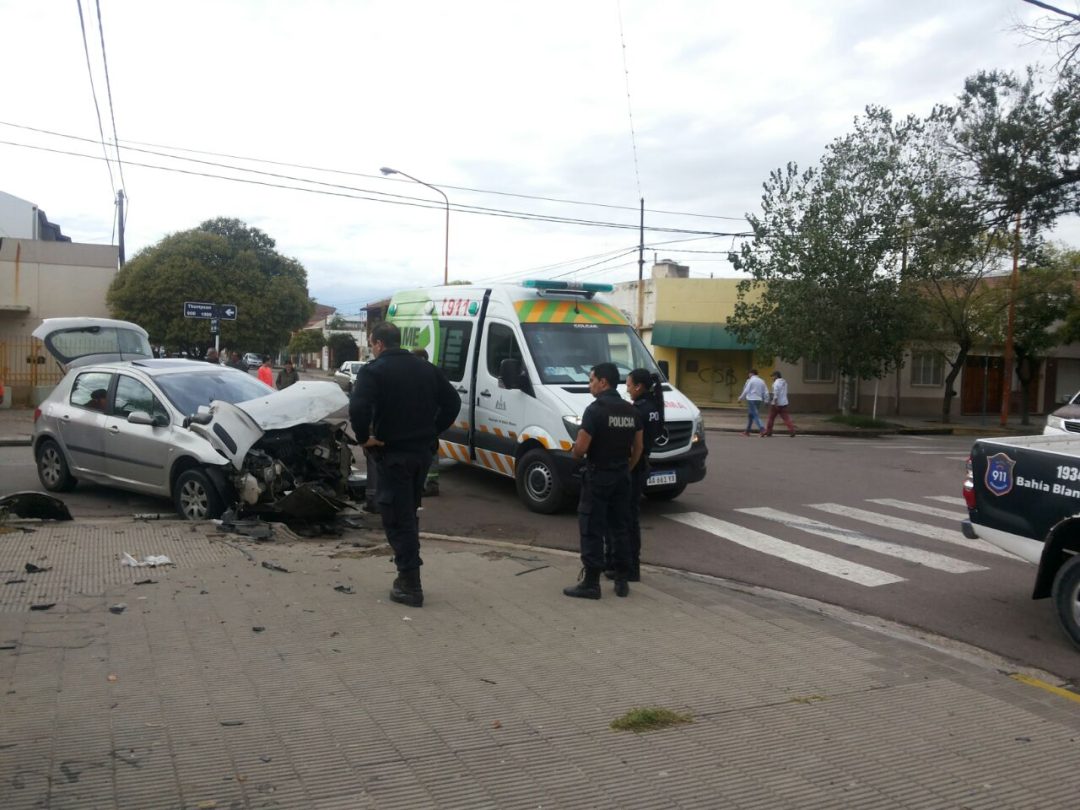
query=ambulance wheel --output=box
[516,449,567,514]
[1051,554,1080,650]
[644,483,686,502]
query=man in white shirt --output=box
[737,369,768,436]
[763,370,796,437]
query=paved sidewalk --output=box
[2,519,1079,808]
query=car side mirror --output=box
[152,413,170,428]
[499,358,525,390]
[658,360,669,381]
[127,411,154,426]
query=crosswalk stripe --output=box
[866,498,967,521]
[665,512,904,586]
[926,495,966,506]
[807,503,1017,559]
[737,507,987,574]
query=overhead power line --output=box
[74,0,115,197]
[94,0,126,202]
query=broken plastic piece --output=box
[109,603,127,614]
[260,561,290,573]
[121,553,173,567]
[0,491,73,521]
[24,563,51,574]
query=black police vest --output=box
[587,395,638,466]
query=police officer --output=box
[564,362,643,600]
[349,322,460,607]
[623,368,665,582]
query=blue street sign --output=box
[210,317,220,335]
[218,304,238,320]
[184,301,215,319]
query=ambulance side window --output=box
[486,323,523,377]
[438,321,472,382]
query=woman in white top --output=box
[763,370,796,437]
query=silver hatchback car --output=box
[32,318,354,520]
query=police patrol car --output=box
[386,280,708,513]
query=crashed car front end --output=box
[187,381,358,519]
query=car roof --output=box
[70,359,249,378]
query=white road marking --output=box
[926,495,967,506]
[908,450,971,455]
[665,512,904,587]
[807,503,1017,559]
[866,498,967,521]
[738,507,987,574]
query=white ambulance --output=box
[386,280,708,513]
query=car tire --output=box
[515,448,568,514]
[173,468,225,520]
[644,483,687,502]
[35,439,77,492]
[1052,554,1080,650]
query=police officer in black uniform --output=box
[349,321,460,607]
[564,362,643,600]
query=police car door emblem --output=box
[654,428,670,448]
[984,452,1016,496]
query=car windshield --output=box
[46,325,152,363]
[521,322,661,384]
[154,368,274,416]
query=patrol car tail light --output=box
[963,456,976,510]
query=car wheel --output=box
[1052,554,1080,650]
[35,439,77,492]
[644,483,687,502]
[173,468,224,520]
[515,448,567,514]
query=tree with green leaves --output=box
[728,108,921,413]
[107,218,314,357]
[288,329,325,357]
[327,332,358,366]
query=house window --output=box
[803,355,836,383]
[911,352,944,387]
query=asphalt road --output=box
[3,432,1077,682]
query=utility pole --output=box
[116,190,126,267]
[1000,210,1022,427]
[636,198,644,334]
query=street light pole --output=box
[380,167,449,285]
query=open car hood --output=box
[188,382,349,470]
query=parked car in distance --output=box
[1044,391,1080,434]
[334,360,365,391]
[242,352,263,371]
[31,317,354,521]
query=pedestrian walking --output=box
[412,348,441,497]
[737,368,768,436]
[225,351,245,371]
[564,362,643,600]
[622,368,665,582]
[257,357,274,387]
[276,358,300,389]
[763,370,797,437]
[349,322,460,607]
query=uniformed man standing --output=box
[564,362,643,600]
[349,322,460,607]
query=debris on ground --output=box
[0,491,73,522]
[121,553,173,568]
[333,585,355,594]
[30,603,56,611]
[109,603,127,614]
[216,510,274,541]
[252,626,265,633]
[132,513,164,521]
[133,579,158,586]
[24,563,51,574]
[260,561,290,573]
[4,579,26,585]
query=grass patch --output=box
[824,414,894,429]
[610,707,693,733]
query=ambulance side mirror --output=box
[498,358,530,394]
[658,360,669,381]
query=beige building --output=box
[0,192,119,405]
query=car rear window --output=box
[154,368,273,416]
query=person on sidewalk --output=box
[257,357,274,387]
[226,351,246,371]
[737,368,768,436]
[275,358,300,389]
[564,363,643,600]
[763,370,796,437]
[412,348,441,497]
[349,322,460,607]
[621,368,664,583]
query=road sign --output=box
[218,304,238,320]
[210,317,220,335]
[184,301,215,319]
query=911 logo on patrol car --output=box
[985,452,1016,496]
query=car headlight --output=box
[692,416,705,444]
[562,414,582,440]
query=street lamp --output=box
[380,166,450,286]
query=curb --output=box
[0,437,31,447]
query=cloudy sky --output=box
[1,0,1074,315]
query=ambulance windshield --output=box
[521,322,661,385]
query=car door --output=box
[473,320,528,477]
[56,370,113,479]
[103,374,174,494]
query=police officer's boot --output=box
[613,573,629,598]
[390,568,424,607]
[563,567,601,599]
[627,562,641,583]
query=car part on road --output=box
[0,491,73,521]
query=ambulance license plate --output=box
[646,471,677,487]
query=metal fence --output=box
[0,334,63,388]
